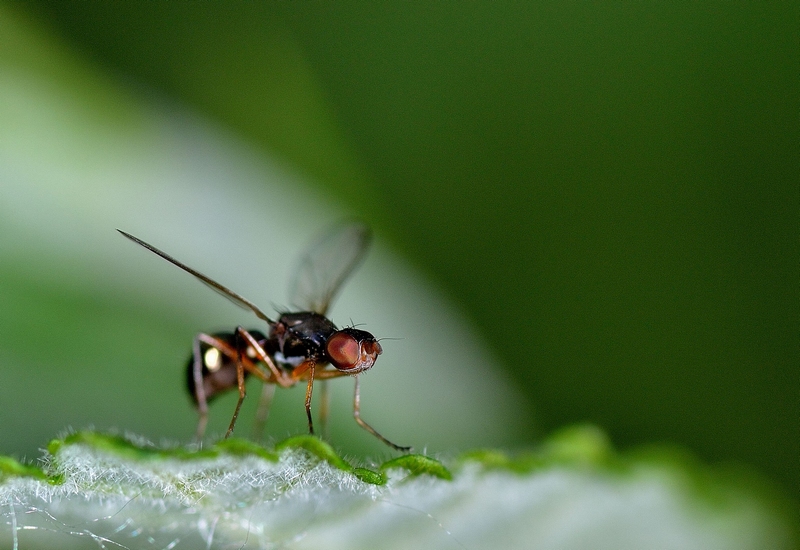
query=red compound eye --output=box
[327,332,360,371]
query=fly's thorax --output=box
[270,311,338,366]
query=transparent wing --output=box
[117,230,274,324]
[289,221,372,315]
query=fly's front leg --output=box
[353,375,412,452]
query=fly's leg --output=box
[191,327,284,443]
[224,326,294,439]
[193,331,272,441]
[236,327,292,387]
[304,362,316,435]
[290,360,318,436]
[224,329,248,439]
[318,380,330,441]
[252,383,276,442]
[353,375,412,452]
[192,334,210,443]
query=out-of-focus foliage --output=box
[1,0,796,509]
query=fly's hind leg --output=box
[191,334,210,443]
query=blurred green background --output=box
[0,0,796,504]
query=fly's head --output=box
[326,328,383,374]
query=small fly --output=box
[117,222,410,452]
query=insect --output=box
[117,222,410,452]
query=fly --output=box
[117,222,410,452]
